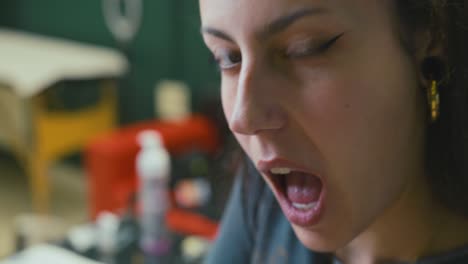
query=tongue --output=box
[286,172,322,204]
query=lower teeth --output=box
[292,202,317,210]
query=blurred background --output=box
[0,0,220,123]
[0,1,237,263]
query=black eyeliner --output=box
[317,32,344,53]
[286,32,345,59]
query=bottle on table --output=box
[136,130,171,262]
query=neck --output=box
[335,178,468,264]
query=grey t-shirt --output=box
[205,164,468,264]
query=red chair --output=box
[84,115,220,221]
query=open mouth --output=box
[267,167,325,227]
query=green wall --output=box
[0,0,219,123]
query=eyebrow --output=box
[201,7,328,43]
[261,7,328,39]
[201,27,234,43]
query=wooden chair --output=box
[0,28,127,212]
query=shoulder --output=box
[420,245,468,264]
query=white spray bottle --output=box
[136,130,171,258]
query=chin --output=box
[291,224,350,253]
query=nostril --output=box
[266,108,287,129]
[228,110,256,134]
[228,105,287,135]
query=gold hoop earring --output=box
[428,80,440,122]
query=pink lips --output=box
[257,158,326,227]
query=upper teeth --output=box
[270,167,292,175]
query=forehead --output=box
[199,0,393,36]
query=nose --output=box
[228,61,287,135]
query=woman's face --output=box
[201,0,427,251]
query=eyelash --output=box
[284,33,344,59]
[211,50,242,71]
[210,33,344,71]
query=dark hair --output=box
[396,0,468,216]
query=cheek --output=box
[291,61,424,242]
[296,60,422,180]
